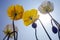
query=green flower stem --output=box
[48,13,59,26]
[10,31,18,40]
[51,19,53,26]
[3,33,10,40]
[3,34,8,40]
[35,28,38,40]
[7,34,10,40]
[48,13,60,40]
[38,19,52,40]
[15,31,18,40]
[12,20,16,40]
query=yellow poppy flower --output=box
[22,9,39,26]
[7,5,24,20]
[3,24,18,38]
[38,1,54,14]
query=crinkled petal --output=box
[38,1,54,13]
[22,9,39,26]
[7,5,24,20]
[3,24,18,38]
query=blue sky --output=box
[0,0,60,40]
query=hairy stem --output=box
[35,28,38,40]
[38,19,52,40]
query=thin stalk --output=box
[48,13,60,40]
[15,31,18,40]
[12,20,16,40]
[7,35,10,40]
[12,6,16,40]
[51,19,54,26]
[10,31,18,40]
[35,28,38,40]
[38,19,52,40]
[3,34,8,40]
[48,13,59,26]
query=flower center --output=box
[46,9,48,12]
[29,17,32,20]
[14,13,17,17]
